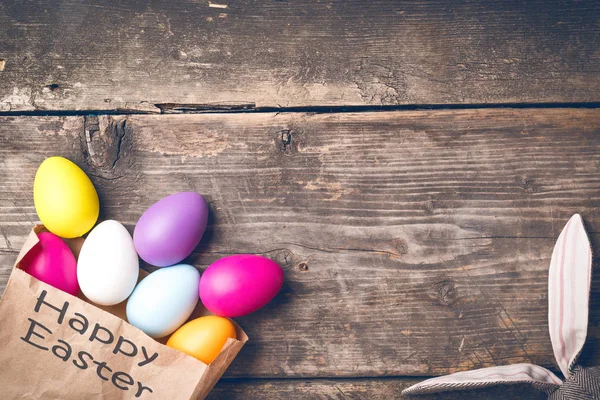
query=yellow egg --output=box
[166,316,237,364]
[34,156,99,238]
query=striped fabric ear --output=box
[402,364,562,396]
[548,214,593,379]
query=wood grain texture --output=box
[0,110,600,382]
[0,0,599,112]
[210,378,546,399]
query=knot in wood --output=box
[518,176,536,193]
[266,248,295,268]
[423,199,435,215]
[433,280,457,306]
[83,116,127,173]
[394,239,408,255]
[260,249,298,270]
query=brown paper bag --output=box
[0,226,248,400]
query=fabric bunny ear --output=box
[548,214,593,379]
[402,364,562,395]
[403,214,592,397]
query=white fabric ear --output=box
[402,364,562,395]
[548,214,592,379]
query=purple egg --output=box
[200,255,284,317]
[134,192,208,267]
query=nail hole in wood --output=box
[298,262,309,272]
[281,129,292,151]
[44,83,60,92]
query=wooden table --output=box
[1,1,599,399]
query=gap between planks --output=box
[0,101,598,117]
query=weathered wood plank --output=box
[211,378,546,399]
[0,110,599,380]
[1,0,599,111]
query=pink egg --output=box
[20,231,79,296]
[199,255,284,317]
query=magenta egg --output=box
[134,192,209,267]
[20,231,79,296]
[199,255,284,317]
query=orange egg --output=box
[166,316,237,364]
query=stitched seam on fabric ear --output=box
[568,218,594,375]
[402,380,560,395]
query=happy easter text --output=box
[20,290,155,397]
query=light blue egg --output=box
[126,264,200,338]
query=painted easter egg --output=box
[166,316,237,364]
[77,220,139,306]
[134,192,209,267]
[20,231,79,296]
[34,156,99,238]
[199,255,284,317]
[126,264,200,338]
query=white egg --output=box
[77,220,139,306]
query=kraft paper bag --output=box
[0,226,248,400]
